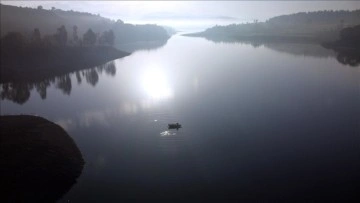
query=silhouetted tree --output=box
[42,34,56,47]
[339,19,345,29]
[72,25,79,44]
[116,19,124,24]
[37,5,43,10]
[1,32,26,53]
[55,25,67,46]
[31,28,41,45]
[107,30,115,46]
[83,29,96,46]
[99,32,106,45]
[339,24,360,46]
[99,30,115,46]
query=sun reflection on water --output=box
[141,67,173,100]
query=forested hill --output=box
[266,10,360,26]
[186,10,360,42]
[0,4,170,44]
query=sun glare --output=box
[141,67,173,100]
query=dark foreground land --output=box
[0,115,84,202]
[0,45,130,83]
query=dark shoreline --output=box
[183,32,319,43]
[183,32,360,67]
[322,41,360,52]
[0,46,130,83]
[0,115,84,202]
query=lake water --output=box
[1,35,359,201]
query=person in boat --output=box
[168,123,181,129]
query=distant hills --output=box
[0,4,170,44]
[141,12,239,21]
[0,4,174,83]
[185,10,360,42]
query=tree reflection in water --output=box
[85,69,99,86]
[336,51,360,67]
[56,74,72,95]
[35,80,51,99]
[1,83,32,105]
[75,71,82,84]
[199,35,360,67]
[0,61,117,104]
[105,62,116,76]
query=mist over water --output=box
[2,34,359,201]
[1,1,360,201]
[127,19,246,33]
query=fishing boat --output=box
[168,123,182,129]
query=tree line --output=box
[1,25,115,49]
[1,4,170,44]
[198,9,360,42]
[44,25,115,46]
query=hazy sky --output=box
[2,1,360,30]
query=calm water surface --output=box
[1,35,359,201]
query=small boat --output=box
[168,123,182,130]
